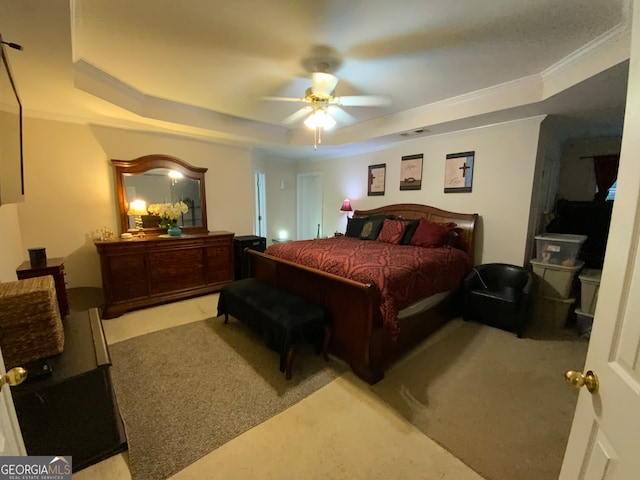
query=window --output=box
[605,180,617,201]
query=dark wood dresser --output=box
[12,308,127,472]
[95,231,234,319]
[16,257,70,316]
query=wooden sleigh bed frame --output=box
[247,203,478,384]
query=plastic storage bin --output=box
[575,307,594,338]
[535,233,588,266]
[533,295,575,330]
[579,268,602,315]
[530,259,584,299]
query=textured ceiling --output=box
[0,0,631,156]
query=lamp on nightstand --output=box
[340,199,353,218]
[127,199,148,237]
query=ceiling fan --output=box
[259,64,392,148]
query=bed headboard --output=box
[353,203,478,261]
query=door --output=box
[0,347,26,456]
[254,171,266,237]
[560,2,640,477]
[297,173,323,240]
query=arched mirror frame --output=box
[112,154,209,236]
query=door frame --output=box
[0,347,26,456]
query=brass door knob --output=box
[0,367,28,391]
[565,369,599,393]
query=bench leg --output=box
[322,325,332,362]
[284,346,295,380]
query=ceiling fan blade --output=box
[311,72,339,97]
[335,95,392,107]
[258,95,308,103]
[328,106,358,125]
[282,107,313,125]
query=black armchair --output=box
[462,263,538,337]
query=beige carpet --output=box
[371,318,588,480]
[109,316,346,480]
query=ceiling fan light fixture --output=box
[304,109,336,130]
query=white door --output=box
[560,2,640,477]
[0,347,26,456]
[297,173,323,240]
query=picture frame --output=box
[368,163,386,196]
[400,154,423,190]
[444,151,474,193]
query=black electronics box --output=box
[233,235,266,279]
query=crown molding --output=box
[72,59,290,145]
[542,21,631,81]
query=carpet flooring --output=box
[371,318,588,480]
[109,316,346,480]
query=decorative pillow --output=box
[377,219,408,245]
[410,219,457,248]
[359,217,386,240]
[345,217,367,237]
[400,219,420,245]
[444,229,461,248]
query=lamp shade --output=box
[311,72,339,97]
[340,199,352,212]
[304,109,336,130]
[127,199,148,216]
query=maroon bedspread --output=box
[265,237,472,339]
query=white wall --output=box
[294,117,544,266]
[5,117,254,288]
[524,117,564,262]
[0,204,23,282]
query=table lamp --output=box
[127,199,148,237]
[340,199,353,217]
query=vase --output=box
[167,226,182,237]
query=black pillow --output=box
[359,217,385,240]
[444,228,461,248]
[345,217,367,237]
[401,219,420,245]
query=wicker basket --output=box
[0,275,64,369]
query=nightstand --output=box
[16,257,69,316]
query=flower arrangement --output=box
[147,201,189,228]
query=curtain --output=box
[593,154,619,201]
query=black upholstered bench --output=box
[217,278,331,379]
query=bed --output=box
[247,203,478,384]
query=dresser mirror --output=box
[112,154,209,235]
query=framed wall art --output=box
[368,163,386,196]
[444,151,474,193]
[400,154,423,191]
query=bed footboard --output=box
[247,249,385,383]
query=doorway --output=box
[297,172,323,240]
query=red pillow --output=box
[377,219,408,245]
[410,219,457,248]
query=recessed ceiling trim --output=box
[70,16,630,151]
[73,58,289,145]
